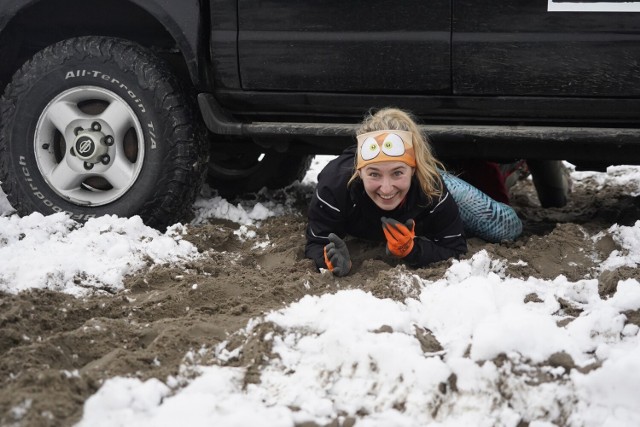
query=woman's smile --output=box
[378,191,398,200]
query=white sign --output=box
[548,0,640,11]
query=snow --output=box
[599,221,640,271]
[192,196,282,226]
[0,212,198,296]
[2,161,640,426]
[76,258,640,426]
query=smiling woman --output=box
[305,107,525,276]
[305,108,468,276]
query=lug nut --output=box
[104,135,114,146]
[100,154,110,165]
[74,127,83,136]
[84,162,94,170]
[91,122,101,131]
[42,143,50,149]
[70,147,76,157]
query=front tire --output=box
[0,37,207,229]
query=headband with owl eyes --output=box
[356,130,416,170]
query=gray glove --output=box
[324,233,351,277]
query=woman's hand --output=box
[324,233,352,276]
[381,217,415,258]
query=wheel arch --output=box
[0,0,204,93]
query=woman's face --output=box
[358,161,414,210]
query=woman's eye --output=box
[360,137,380,161]
[381,133,405,157]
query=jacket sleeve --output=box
[402,184,468,268]
[305,184,348,270]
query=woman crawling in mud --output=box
[305,108,469,276]
[305,107,523,276]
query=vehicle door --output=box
[237,0,452,94]
[452,0,640,99]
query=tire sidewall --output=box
[5,49,169,221]
[208,150,311,196]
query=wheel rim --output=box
[34,86,145,206]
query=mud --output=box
[1,173,640,427]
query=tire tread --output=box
[0,36,208,229]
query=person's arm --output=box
[305,184,348,270]
[401,185,467,268]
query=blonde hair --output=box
[348,108,444,201]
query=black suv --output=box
[1,0,638,228]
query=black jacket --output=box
[305,146,468,270]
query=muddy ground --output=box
[1,171,640,427]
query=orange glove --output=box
[323,233,352,276]
[381,217,415,258]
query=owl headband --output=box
[356,130,416,170]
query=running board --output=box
[197,93,640,163]
[198,93,357,137]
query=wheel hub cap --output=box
[74,130,108,163]
[34,85,145,206]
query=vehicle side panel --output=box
[453,0,640,97]
[209,0,240,89]
[236,0,451,93]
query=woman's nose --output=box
[380,176,393,193]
